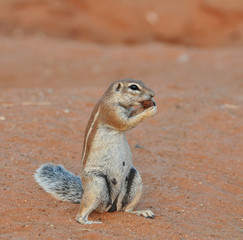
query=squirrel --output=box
[34,79,157,224]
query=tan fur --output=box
[76,79,157,224]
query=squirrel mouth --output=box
[131,98,155,110]
[139,99,155,108]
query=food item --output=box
[140,99,154,109]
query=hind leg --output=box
[122,168,154,219]
[76,174,109,224]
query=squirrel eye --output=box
[129,84,140,91]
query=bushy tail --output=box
[34,163,83,203]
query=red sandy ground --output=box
[0,1,243,240]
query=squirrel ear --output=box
[115,82,122,92]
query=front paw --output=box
[144,105,157,117]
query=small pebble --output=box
[220,103,239,110]
[177,53,190,63]
[145,11,159,24]
[135,144,143,149]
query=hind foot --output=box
[75,215,102,224]
[126,209,155,219]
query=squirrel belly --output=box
[34,164,83,203]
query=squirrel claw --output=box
[84,221,102,225]
[76,216,102,225]
[126,209,155,219]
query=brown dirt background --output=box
[0,0,243,239]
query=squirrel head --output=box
[108,79,155,108]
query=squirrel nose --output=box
[150,91,155,98]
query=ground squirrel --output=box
[35,79,157,224]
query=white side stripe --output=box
[81,107,100,163]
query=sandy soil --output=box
[0,35,242,240]
[0,1,243,239]
[0,0,243,47]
